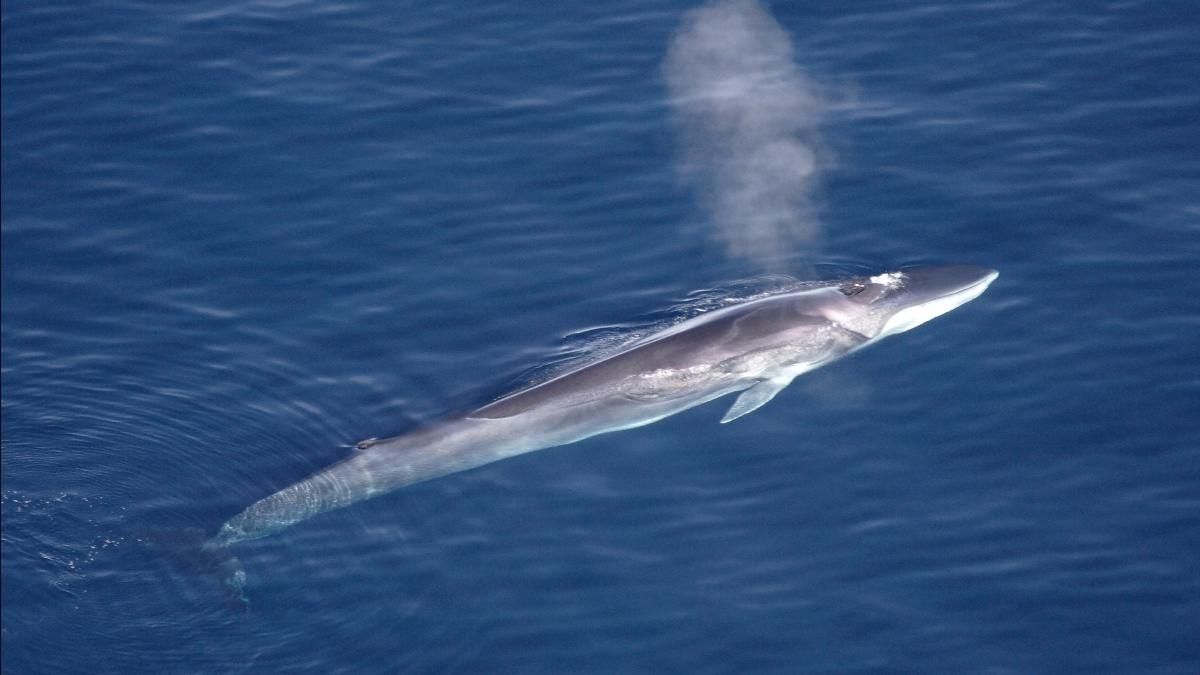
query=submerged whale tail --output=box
[143,528,250,611]
[200,538,249,608]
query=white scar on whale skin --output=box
[212,265,998,549]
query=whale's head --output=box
[826,265,999,340]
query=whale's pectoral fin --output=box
[720,376,794,424]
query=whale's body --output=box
[214,266,997,548]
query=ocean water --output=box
[3,0,1199,672]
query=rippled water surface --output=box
[3,1,1199,673]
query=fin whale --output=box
[212,265,998,548]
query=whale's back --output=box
[469,294,832,419]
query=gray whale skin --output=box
[213,265,997,548]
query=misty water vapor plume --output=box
[664,0,827,269]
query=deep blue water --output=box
[3,0,1199,672]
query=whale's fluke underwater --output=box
[212,266,997,553]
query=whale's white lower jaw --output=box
[879,271,998,338]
